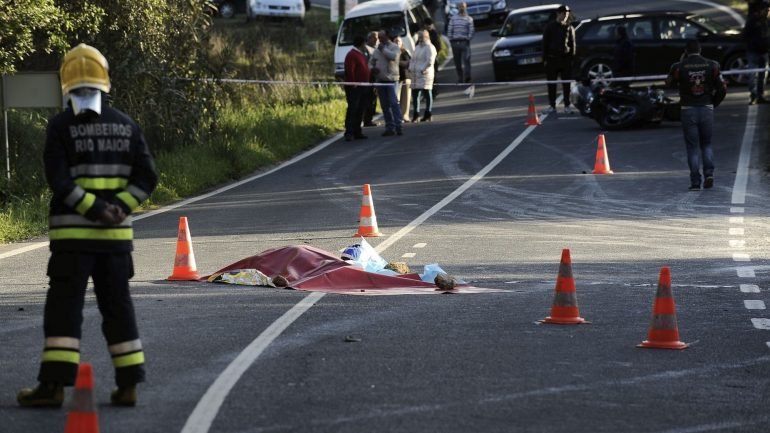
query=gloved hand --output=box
[98,204,126,225]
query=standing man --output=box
[17,43,158,407]
[363,31,380,127]
[542,4,576,114]
[344,35,370,141]
[369,28,404,136]
[447,2,474,83]
[666,39,727,191]
[743,1,769,104]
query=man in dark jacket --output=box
[666,39,727,191]
[17,43,157,408]
[542,4,576,114]
[743,0,769,104]
[344,35,371,141]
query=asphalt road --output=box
[2,1,770,432]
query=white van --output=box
[333,0,431,80]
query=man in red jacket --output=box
[344,35,371,141]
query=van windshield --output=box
[339,12,407,45]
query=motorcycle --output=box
[571,79,681,130]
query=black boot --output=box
[111,384,137,407]
[17,382,65,407]
[421,111,432,122]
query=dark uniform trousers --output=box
[40,252,145,387]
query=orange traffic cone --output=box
[592,133,614,174]
[64,363,99,433]
[638,267,688,350]
[168,216,200,280]
[354,184,382,237]
[525,94,541,126]
[540,248,589,324]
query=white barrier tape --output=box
[204,67,770,88]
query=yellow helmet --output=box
[60,43,111,95]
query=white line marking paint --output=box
[733,253,751,262]
[751,318,770,330]
[401,252,416,258]
[740,284,761,293]
[181,112,540,433]
[730,207,744,213]
[729,228,745,235]
[737,267,756,278]
[0,241,48,259]
[729,217,744,224]
[181,291,325,433]
[413,243,427,248]
[731,108,757,204]
[744,300,766,310]
[729,240,746,248]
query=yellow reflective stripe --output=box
[75,192,96,215]
[116,191,140,211]
[42,350,80,364]
[75,177,129,190]
[49,227,133,241]
[113,351,145,368]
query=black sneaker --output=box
[688,184,700,191]
[382,130,395,137]
[111,385,137,407]
[17,382,64,407]
[703,176,714,189]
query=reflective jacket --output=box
[44,104,158,252]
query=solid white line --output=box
[732,108,757,204]
[180,291,325,433]
[0,241,48,259]
[375,125,537,253]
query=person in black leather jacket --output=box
[666,39,727,191]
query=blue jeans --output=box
[747,50,768,100]
[377,82,402,131]
[681,106,714,186]
[411,89,433,115]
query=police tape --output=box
[206,67,769,87]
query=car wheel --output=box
[583,60,614,85]
[219,1,236,18]
[723,52,747,85]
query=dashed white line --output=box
[729,216,744,224]
[751,318,770,330]
[413,243,427,248]
[732,253,751,262]
[744,300,766,310]
[736,267,756,278]
[401,252,416,258]
[729,240,745,248]
[730,207,744,213]
[740,284,761,293]
[729,228,745,235]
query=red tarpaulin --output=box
[204,245,504,295]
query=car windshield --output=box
[339,12,406,45]
[688,14,731,33]
[498,10,554,36]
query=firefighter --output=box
[17,43,158,407]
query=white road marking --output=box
[740,284,761,293]
[729,228,745,235]
[413,243,427,248]
[744,300,766,310]
[732,253,750,262]
[731,108,757,204]
[729,217,744,224]
[737,267,756,278]
[730,207,744,213]
[751,318,770,330]
[729,240,745,248]
[401,252,416,258]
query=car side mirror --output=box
[491,30,500,37]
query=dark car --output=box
[573,11,746,84]
[445,0,510,30]
[489,4,579,81]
